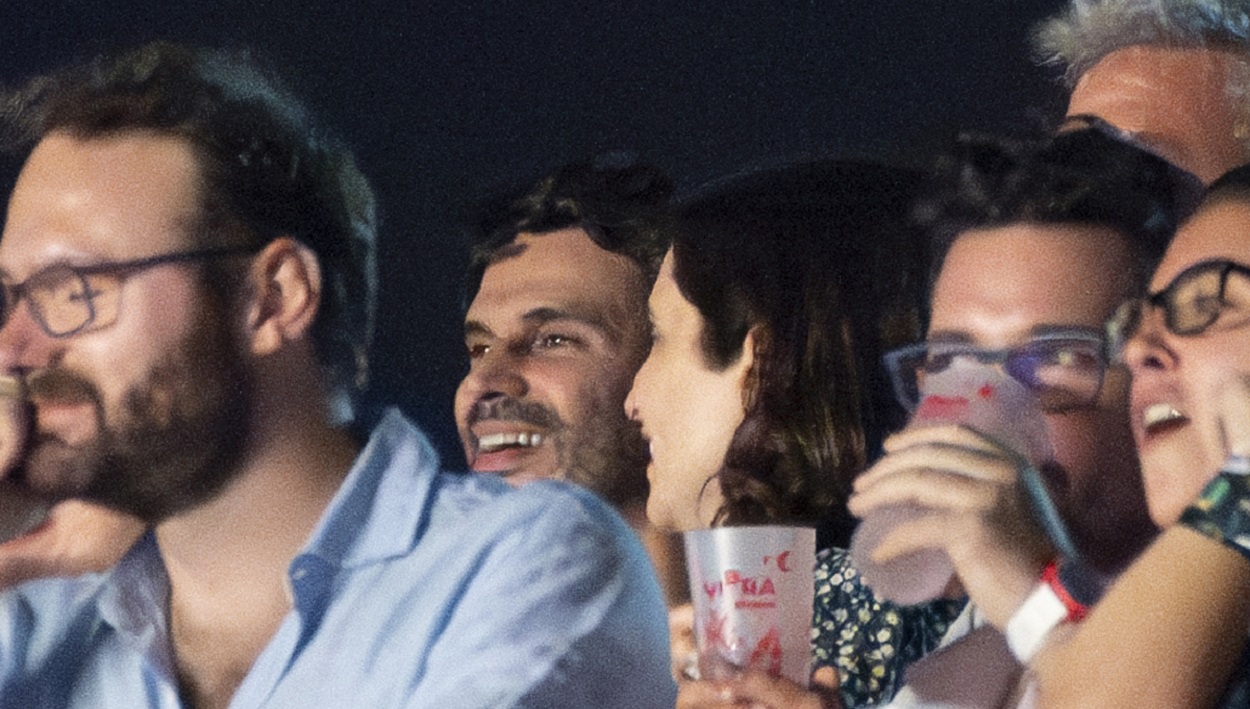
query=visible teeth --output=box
[1143,403,1184,429]
[478,432,544,452]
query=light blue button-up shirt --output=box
[0,409,676,708]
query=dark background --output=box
[0,1,1068,465]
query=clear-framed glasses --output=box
[883,332,1109,412]
[1106,259,1250,361]
[1,246,257,338]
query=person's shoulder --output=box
[815,546,858,587]
[432,473,632,544]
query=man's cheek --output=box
[1043,419,1099,491]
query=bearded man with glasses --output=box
[843,127,1198,708]
[0,42,674,708]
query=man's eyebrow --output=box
[926,325,1103,345]
[521,306,614,335]
[464,307,619,343]
[462,320,493,340]
[1028,324,1103,339]
[925,330,973,345]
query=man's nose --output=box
[0,300,58,374]
[464,348,528,401]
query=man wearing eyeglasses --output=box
[0,42,674,708]
[845,128,1191,707]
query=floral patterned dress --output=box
[811,547,965,707]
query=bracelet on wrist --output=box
[1005,559,1097,663]
[1180,455,1250,562]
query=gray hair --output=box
[1033,0,1250,86]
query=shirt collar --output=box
[298,408,440,570]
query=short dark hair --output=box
[1,41,377,419]
[465,155,673,304]
[1208,160,1250,198]
[672,159,928,538]
[919,127,1200,297]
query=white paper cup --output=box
[683,525,816,685]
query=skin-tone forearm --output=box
[675,666,842,709]
[1031,526,1250,709]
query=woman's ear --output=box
[737,327,763,411]
[244,237,322,356]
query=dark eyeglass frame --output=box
[2,246,258,338]
[1106,259,1250,360]
[1060,113,1205,218]
[883,331,1110,413]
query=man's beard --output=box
[23,302,253,524]
[469,396,649,507]
[558,411,650,508]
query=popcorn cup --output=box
[850,360,1053,605]
[683,525,816,685]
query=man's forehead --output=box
[929,224,1135,342]
[2,131,202,271]
[1071,44,1240,106]
[467,228,647,329]
[1068,44,1249,182]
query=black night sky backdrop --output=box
[0,1,1068,465]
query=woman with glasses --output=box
[1019,165,1250,708]
[625,158,962,708]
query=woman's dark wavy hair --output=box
[918,126,1201,295]
[1207,161,1250,200]
[671,160,927,539]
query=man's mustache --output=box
[25,369,100,407]
[468,397,561,431]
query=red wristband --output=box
[1040,560,1089,622]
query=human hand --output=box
[1215,374,1250,459]
[0,374,143,588]
[0,501,144,589]
[848,423,1054,627]
[670,602,699,680]
[0,377,25,475]
[676,666,842,709]
[0,380,45,545]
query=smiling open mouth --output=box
[478,432,544,453]
[1142,403,1186,433]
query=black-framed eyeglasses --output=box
[1,246,258,338]
[883,332,1109,413]
[1059,114,1205,219]
[1106,259,1250,361]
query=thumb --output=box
[812,665,840,691]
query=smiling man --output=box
[0,43,674,708]
[455,158,672,509]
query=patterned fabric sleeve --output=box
[811,547,965,707]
